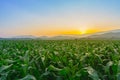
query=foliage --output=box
[0,39,120,80]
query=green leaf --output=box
[104,61,113,73]
[19,74,36,80]
[0,64,12,73]
[85,66,100,80]
[59,67,70,76]
[116,73,120,80]
[40,71,50,77]
[117,60,120,72]
[47,65,61,71]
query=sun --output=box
[80,30,87,34]
[79,28,87,34]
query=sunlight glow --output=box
[80,30,87,34]
[79,27,87,34]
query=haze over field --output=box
[0,0,120,37]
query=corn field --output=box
[0,40,120,80]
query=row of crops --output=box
[0,40,120,80]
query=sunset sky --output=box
[0,0,120,37]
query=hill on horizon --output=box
[1,29,120,40]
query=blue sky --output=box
[0,0,120,37]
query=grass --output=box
[0,39,120,80]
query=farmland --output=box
[0,40,120,80]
